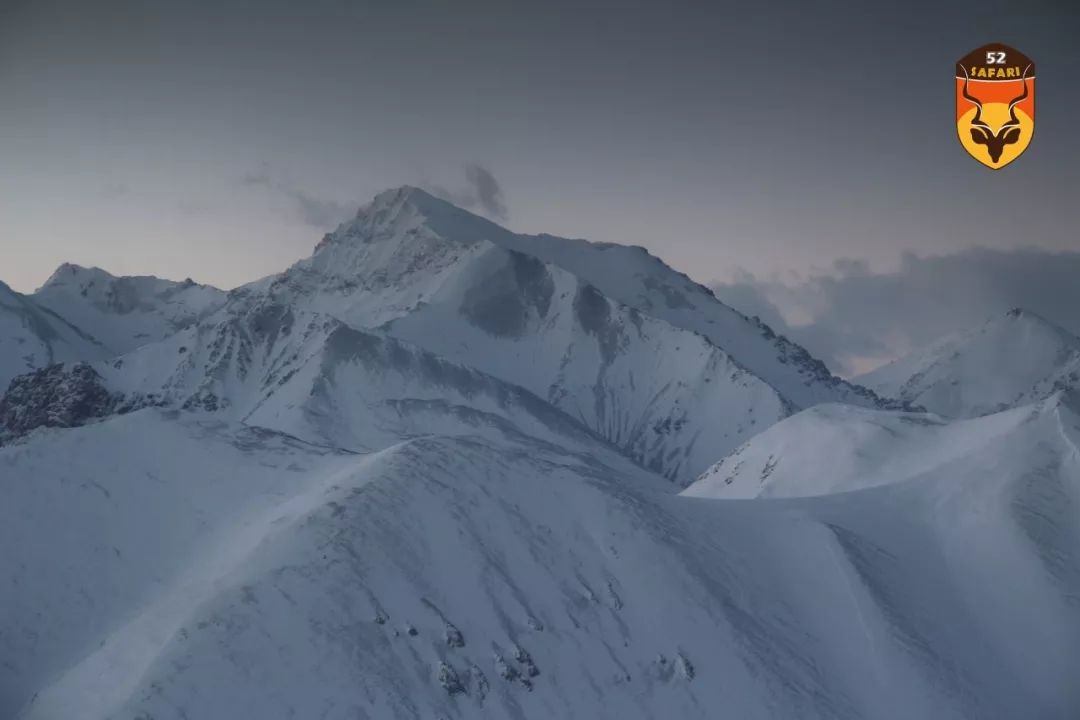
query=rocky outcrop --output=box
[0,363,119,442]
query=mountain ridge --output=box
[33,262,228,355]
[856,306,1080,418]
[1,187,897,484]
[0,280,112,392]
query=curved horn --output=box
[960,66,988,128]
[1003,64,1031,129]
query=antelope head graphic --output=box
[961,64,1031,164]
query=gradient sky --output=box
[1,0,1078,294]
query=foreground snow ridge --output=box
[6,400,1079,719]
[2,188,1078,719]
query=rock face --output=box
[437,662,466,695]
[0,363,118,442]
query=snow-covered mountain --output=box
[15,284,787,484]
[856,308,1080,418]
[3,187,1078,719]
[0,280,111,391]
[33,263,227,355]
[2,187,891,484]
[270,187,888,410]
[231,186,893,481]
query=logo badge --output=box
[956,43,1035,169]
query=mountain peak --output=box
[30,265,227,355]
[39,263,117,293]
[857,307,1080,417]
[1002,306,1047,324]
[367,184,436,208]
[317,185,512,255]
[994,307,1079,344]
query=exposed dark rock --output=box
[607,581,624,610]
[0,363,119,442]
[437,662,466,695]
[676,652,695,680]
[444,623,465,648]
[469,664,489,702]
[514,644,540,677]
[181,391,225,412]
[497,659,534,693]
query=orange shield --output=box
[955,43,1035,169]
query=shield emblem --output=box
[955,43,1035,169]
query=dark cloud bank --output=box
[712,247,1080,376]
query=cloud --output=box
[425,164,508,221]
[242,168,353,229]
[243,163,508,229]
[464,164,508,221]
[711,247,1080,377]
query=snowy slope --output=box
[685,400,1042,499]
[6,399,1079,719]
[0,412,362,715]
[856,308,1080,418]
[493,230,887,411]
[383,243,790,483]
[0,280,111,391]
[33,263,227,354]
